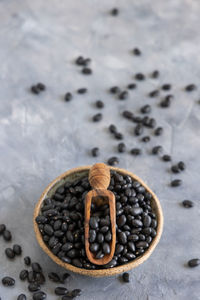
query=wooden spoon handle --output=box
[89,163,110,190]
[85,189,116,265]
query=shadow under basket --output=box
[33,165,164,277]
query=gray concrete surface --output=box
[0,0,200,299]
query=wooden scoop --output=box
[85,163,116,265]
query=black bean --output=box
[96,100,104,108]
[135,73,145,80]
[102,242,110,254]
[122,272,130,283]
[128,234,139,242]
[151,70,159,78]
[93,113,102,122]
[89,230,96,243]
[171,165,180,173]
[0,224,6,234]
[117,215,127,227]
[55,287,68,296]
[128,241,135,252]
[100,226,109,233]
[105,231,112,242]
[104,259,117,268]
[19,269,28,281]
[149,90,159,97]
[162,84,171,91]
[148,118,156,128]
[89,243,99,253]
[130,207,143,216]
[64,93,73,102]
[35,272,45,285]
[134,124,143,136]
[130,148,141,155]
[182,200,193,208]
[28,271,36,283]
[28,283,41,292]
[143,215,151,227]
[35,216,47,224]
[2,276,15,286]
[115,132,124,140]
[44,224,54,236]
[82,67,92,75]
[188,258,200,267]
[96,250,104,259]
[60,273,70,283]
[133,116,143,123]
[110,86,120,94]
[97,233,104,243]
[185,84,197,92]
[127,83,136,89]
[91,147,100,157]
[71,289,82,297]
[72,258,83,268]
[141,104,152,114]
[132,219,143,227]
[152,146,163,155]
[13,244,22,255]
[119,91,128,100]
[89,217,98,229]
[77,88,87,94]
[3,229,12,241]
[109,124,117,134]
[118,232,127,244]
[154,127,163,136]
[17,294,27,300]
[110,8,119,16]
[162,154,171,162]
[32,262,42,273]
[31,85,40,94]
[33,291,47,300]
[24,256,31,266]
[141,136,150,142]
[75,56,85,66]
[122,110,133,119]
[118,142,126,153]
[107,156,119,166]
[133,48,141,56]
[48,272,61,282]
[171,179,182,187]
[136,241,149,248]
[178,161,186,171]
[160,95,173,108]
[5,248,15,259]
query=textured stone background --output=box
[1,0,200,299]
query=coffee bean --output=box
[3,229,12,241]
[119,91,128,100]
[185,84,196,92]
[154,127,163,136]
[0,224,6,234]
[5,248,15,259]
[182,200,193,208]
[82,67,92,75]
[152,146,163,155]
[102,243,110,254]
[141,136,150,142]
[91,147,99,157]
[13,244,22,255]
[134,124,143,136]
[149,90,159,97]
[48,272,61,282]
[151,70,159,78]
[96,100,104,108]
[162,84,171,91]
[178,161,185,171]
[33,291,47,300]
[107,156,119,166]
[2,276,15,286]
[24,256,31,266]
[162,154,171,162]
[64,93,72,102]
[171,179,182,187]
[28,283,41,292]
[127,83,136,89]
[77,88,87,94]
[19,270,28,281]
[55,287,68,295]
[130,148,141,155]
[188,258,200,267]
[122,272,129,282]
[110,8,119,16]
[110,86,120,94]
[135,73,145,81]
[17,294,27,300]
[141,104,151,114]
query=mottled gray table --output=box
[1,0,200,299]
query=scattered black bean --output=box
[185,84,197,92]
[171,179,182,187]
[154,127,163,136]
[162,84,171,91]
[178,161,186,171]
[130,148,141,155]
[122,110,133,120]
[171,165,180,173]
[32,262,42,273]
[96,100,104,108]
[5,248,15,259]
[110,86,120,94]
[118,143,126,153]
[13,244,22,255]
[135,73,145,81]
[152,146,163,155]
[77,88,87,94]
[127,83,136,89]
[24,256,31,266]
[48,272,61,283]
[151,70,159,78]
[93,113,102,122]
[31,85,40,94]
[133,48,141,56]
[149,90,159,97]
[110,8,119,16]
[19,270,28,281]
[2,276,15,286]
[141,104,151,114]
[141,136,150,142]
[115,132,124,140]
[28,282,41,292]
[3,229,12,241]
[91,147,99,157]
[33,291,47,300]
[119,91,128,100]
[82,67,92,75]
[109,124,117,134]
[0,224,6,234]
[55,287,68,296]
[162,154,171,162]
[188,258,200,267]
[122,272,130,283]
[64,93,73,102]
[182,200,193,208]
[134,124,143,136]
[17,294,27,300]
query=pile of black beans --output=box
[36,170,157,269]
